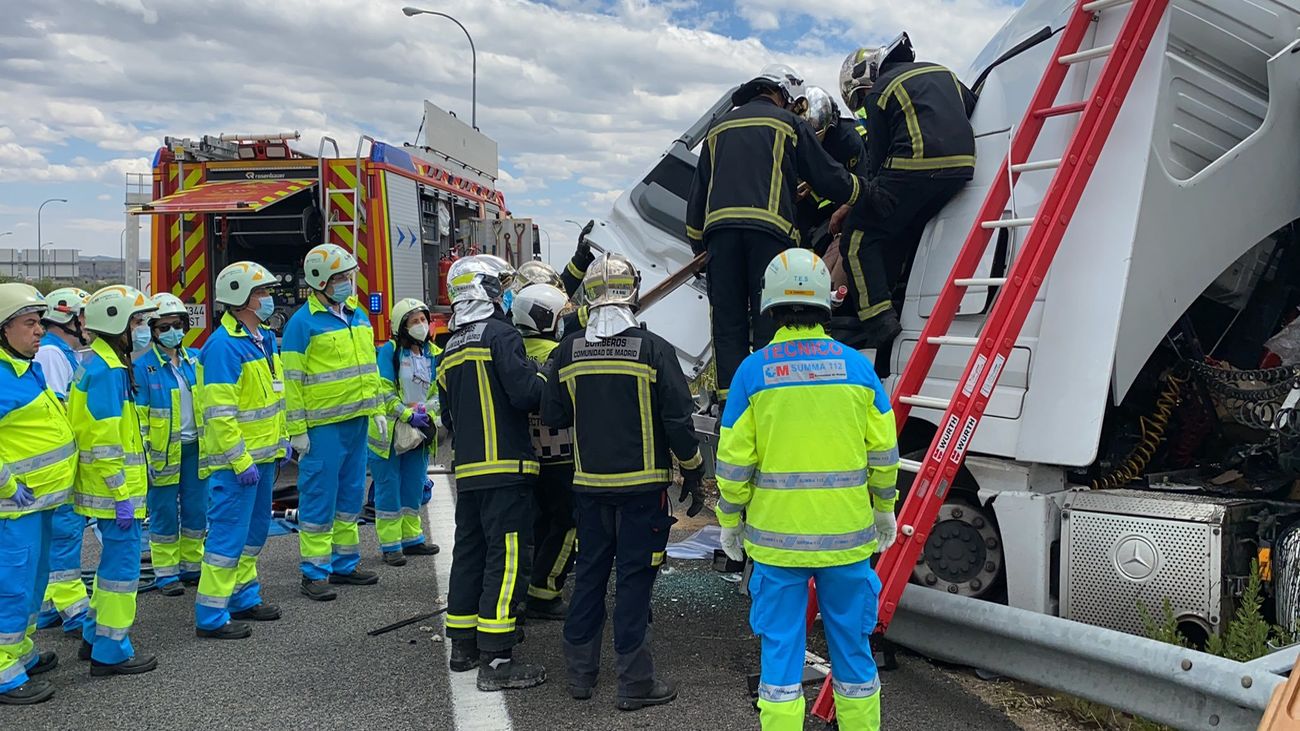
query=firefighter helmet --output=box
[840,32,914,111]
[733,63,806,108]
[303,243,359,291]
[513,260,564,293]
[215,261,277,307]
[42,287,89,325]
[448,255,514,305]
[512,284,568,336]
[149,293,190,327]
[582,254,641,308]
[760,248,832,314]
[0,284,47,327]
[85,285,157,336]
[802,86,839,139]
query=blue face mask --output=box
[131,324,152,352]
[501,290,514,313]
[328,279,354,304]
[157,327,184,348]
[254,295,275,322]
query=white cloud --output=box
[97,193,111,201]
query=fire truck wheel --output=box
[911,496,1003,599]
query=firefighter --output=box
[71,284,158,676]
[282,243,386,601]
[834,33,977,350]
[368,297,439,566]
[797,86,870,265]
[133,293,208,597]
[714,249,899,730]
[686,63,866,407]
[438,255,548,691]
[32,287,91,634]
[541,254,706,711]
[511,283,577,621]
[194,262,289,639]
[0,284,78,705]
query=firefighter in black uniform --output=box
[541,253,705,711]
[797,85,871,254]
[437,254,547,692]
[557,219,599,339]
[686,63,867,406]
[510,283,578,621]
[834,32,977,351]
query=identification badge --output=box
[272,380,284,392]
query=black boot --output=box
[0,680,54,705]
[476,652,546,692]
[402,542,440,556]
[231,604,282,622]
[196,622,252,640]
[449,640,479,672]
[27,651,57,676]
[156,581,185,597]
[90,654,157,677]
[300,577,337,602]
[525,597,568,621]
[77,640,92,661]
[328,568,379,585]
[616,679,678,711]
[382,551,407,567]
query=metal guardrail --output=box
[887,587,1294,731]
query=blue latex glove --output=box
[114,499,134,530]
[409,411,433,430]
[282,446,295,465]
[11,483,35,509]
[237,464,260,487]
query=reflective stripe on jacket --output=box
[368,340,442,457]
[70,338,149,519]
[281,294,383,435]
[713,325,899,568]
[864,61,977,177]
[196,312,289,477]
[133,344,203,486]
[0,348,77,519]
[523,336,573,465]
[541,325,702,493]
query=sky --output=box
[0,0,1023,267]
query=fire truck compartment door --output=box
[132,179,316,215]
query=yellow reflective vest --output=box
[70,338,149,519]
[281,294,383,435]
[196,312,289,477]
[0,348,78,518]
[134,344,204,486]
[714,325,899,568]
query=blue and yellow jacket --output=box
[714,325,899,568]
[281,294,383,435]
[134,344,203,486]
[368,339,442,457]
[70,338,149,519]
[0,348,78,518]
[196,312,289,477]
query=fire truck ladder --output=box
[810,0,1169,721]
[317,135,373,250]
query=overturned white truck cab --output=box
[582,0,1300,643]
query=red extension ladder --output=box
[811,0,1170,721]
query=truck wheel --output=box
[911,496,1003,599]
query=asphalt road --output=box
[8,484,1022,731]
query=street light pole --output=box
[37,198,67,283]
[402,7,477,130]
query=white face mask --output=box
[407,323,430,342]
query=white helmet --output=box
[42,287,89,325]
[840,33,914,111]
[150,292,190,326]
[448,255,515,305]
[85,284,157,336]
[390,297,429,336]
[802,86,839,139]
[582,254,641,308]
[303,243,359,291]
[215,261,277,307]
[512,284,568,336]
[733,63,806,107]
[760,248,832,314]
[0,283,47,326]
[513,260,563,293]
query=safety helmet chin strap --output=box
[51,318,88,346]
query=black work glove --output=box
[679,466,706,518]
[576,219,596,264]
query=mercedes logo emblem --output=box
[1113,535,1159,581]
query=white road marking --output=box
[427,471,515,731]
